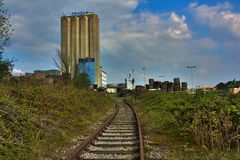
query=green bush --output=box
[131,91,240,159]
[0,82,115,159]
[73,73,90,89]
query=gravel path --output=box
[144,136,172,160]
[51,108,114,159]
[78,103,140,160]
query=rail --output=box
[66,105,119,160]
[125,101,145,160]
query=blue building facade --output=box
[79,58,95,85]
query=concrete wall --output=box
[70,16,79,77]
[80,16,89,58]
[61,17,71,74]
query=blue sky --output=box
[4,0,240,87]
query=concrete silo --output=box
[61,12,101,87]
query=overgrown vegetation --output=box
[129,91,240,159]
[0,80,115,159]
[0,0,14,79]
[0,52,13,79]
[73,73,90,89]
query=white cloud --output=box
[12,68,25,76]
[7,0,140,56]
[102,11,192,53]
[120,14,134,20]
[189,2,240,37]
[5,0,239,85]
[168,12,192,39]
[120,0,138,9]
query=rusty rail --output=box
[125,101,145,160]
[66,105,119,160]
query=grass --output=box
[128,90,240,160]
[0,81,115,159]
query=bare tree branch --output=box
[53,50,72,81]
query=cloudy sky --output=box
[4,0,240,86]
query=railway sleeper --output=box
[87,145,139,153]
[103,129,137,133]
[93,140,139,146]
[78,152,139,160]
[97,136,138,141]
[101,132,138,137]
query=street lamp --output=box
[132,69,134,90]
[143,67,146,86]
[159,75,165,82]
[187,66,196,91]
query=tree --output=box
[73,73,90,89]
[0,52,13,79]
[0,0,14,79]
[53,50,71,81]
[0,0,13,52]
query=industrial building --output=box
[143,78,188,92]
[101,69,107,88]
[61,11,101,87]
[216,80,240,94]
[173,78,180,92]
[78,58,95,85]
[126,72,134,90]
[106,83,127,94]
[24,69,61,84]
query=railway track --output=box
[66,102,144,160]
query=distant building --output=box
[161,81,168,92]
[149,79,154,85]
[148,79,154,89]
[33,70,60,79]
[216,80,240,94]
[61,12,101,86]
[25,73,34,78]
[181,82,188,91]
[216,81,240,90]
[198,86,215,92]
[154,81,161,90]
[167,82,174,92]
[34,70,46,79]
[78,58,95,85]
[145,84,149,90]
[106,83,126,94]
[143,78,187,92]
[24,69,61,84]
[147,79,162,90]
[106,86,117,93]
[216,82,227,90]
[47,69,61,76]
[101,69,107,88]
[230,88,240,94]
[173,78,180,92]
[126,72,134,90]
[135,85,145,91]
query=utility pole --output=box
[159,75,165,82]
[131,69,134,90]
[143,67,146,86]
[187,66,196,92]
